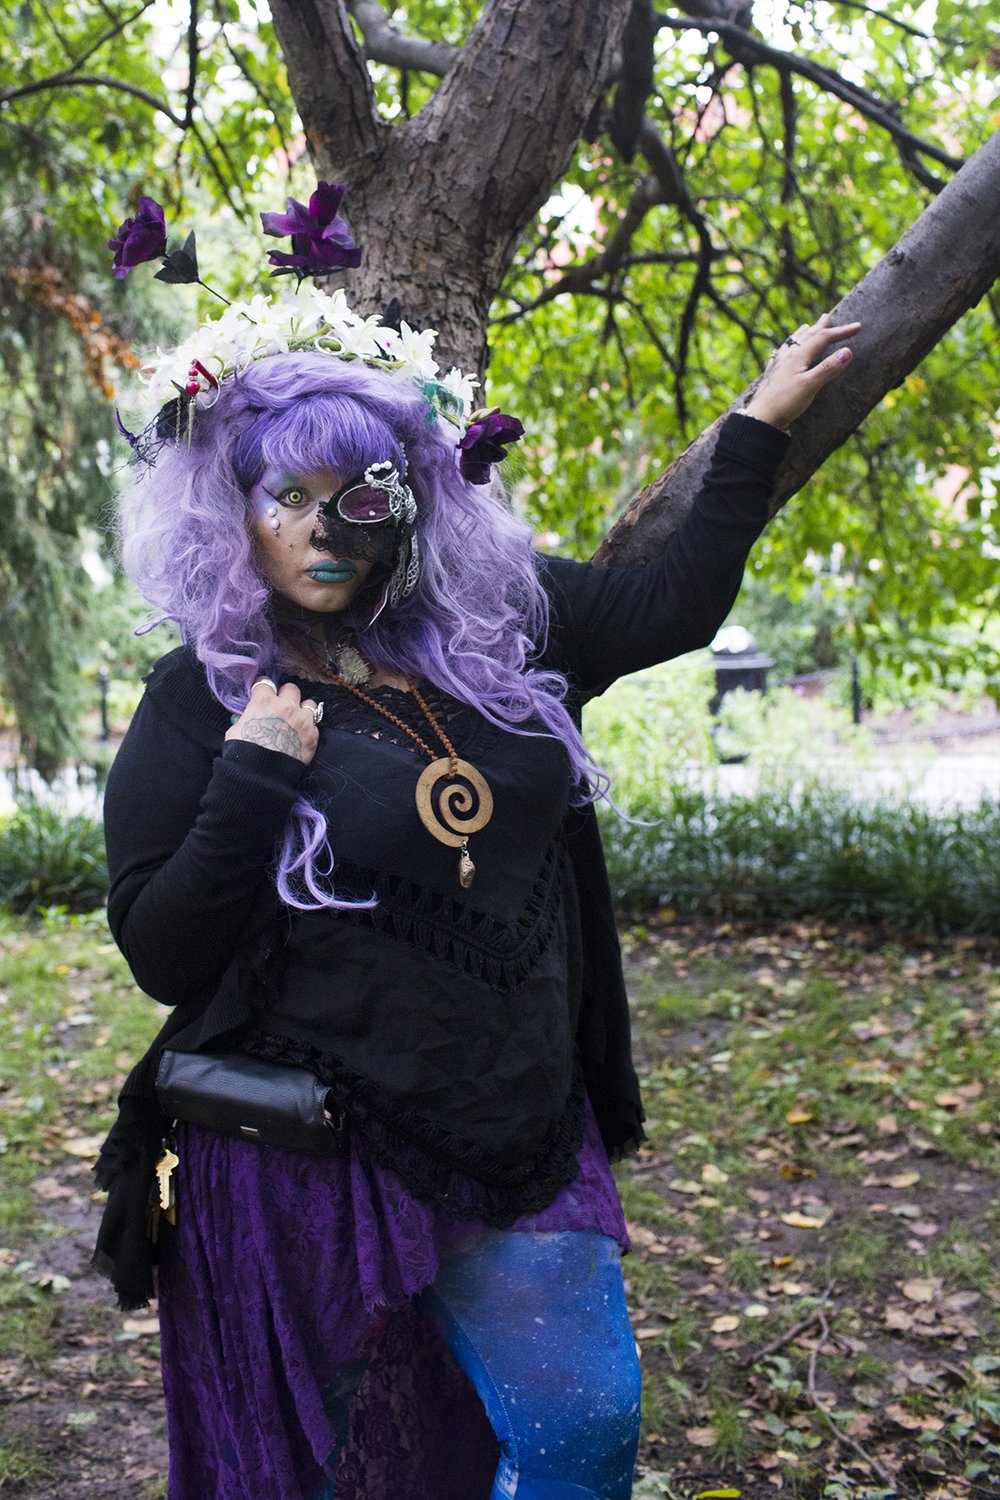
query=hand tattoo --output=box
[237,715,304,760]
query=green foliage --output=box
[586,669,1000,932]
[2,0,999,772]
[490,1,1000,685]
[0,0,291,773]
[0,805,108,914]
[597,777,1000,934]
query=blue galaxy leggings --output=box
[325,1229,641,1499]
[421,1229,642,1499]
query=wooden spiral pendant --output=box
[293,638,494,889]
[415,758,494,888]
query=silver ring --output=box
[311,702,324,725]
[251,676,279,695]
[783,335,801,346]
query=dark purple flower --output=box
[108,197,167,280]
[457,410,525,485]
[261,181,362,277]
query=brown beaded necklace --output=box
[293,637,494,890]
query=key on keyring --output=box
[155,1143,179,1225]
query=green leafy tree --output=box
[2,0,999,771]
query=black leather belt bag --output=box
[155,1048,348,1156]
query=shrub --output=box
[597,783,1000,934]
[0,804,108,914]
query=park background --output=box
[0,1,998,1495]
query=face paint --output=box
[249,465,376,614]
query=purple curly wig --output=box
[117,353,606,907]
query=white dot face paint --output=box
[249,464,374,614]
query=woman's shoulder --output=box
[141,645,230,735]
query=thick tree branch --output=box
[268,0,384,176]
[595,128,1000,566]
[315,0,633,373]
[346,1,457,75]
[656,12,963,180]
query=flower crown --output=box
[110,185,523,483]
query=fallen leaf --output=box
[61,1134,105,1158]
[885,1402,922,1430]
[876,1113,899,1135]
[122,1316,159,1336]
[668,1179,702,1196]
[786,1105,815,1124]
[934,1090,963,1108]
[902,1280,937,1303]
[744,1303,770,1318]
[887,1170,921,1189]
[694,1490,741,1499]
[943,1291,981,1312]
[780,1209,832,1230]
[685,1426,718,1448]
[32,1176,73,1201]
[701,1163,729,1184]
[711,1314,741,1333]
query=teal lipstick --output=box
[306,561,356,583]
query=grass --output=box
[1,908,999,1496]
[617,918,1000,1493]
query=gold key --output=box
[155,1143,179,1225]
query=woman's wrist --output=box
[739,402,791,435]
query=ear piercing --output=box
[265,503,281,532]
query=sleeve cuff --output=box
[716,412,791,477]
[220,738,309,790]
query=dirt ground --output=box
[1,916,998,1498]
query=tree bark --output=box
[594,127,1000,567]
[268,0,633,377]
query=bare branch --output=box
[814,0,962,46]
[346,1,457,76]
[0,73,184,126]
[66,1,157,73]
[490,175,668,322]
[217,27,289,142]
[183,0,199,133]
[610,0,658,162]
[655,11,963,181]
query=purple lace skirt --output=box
[157,1098,628,1500]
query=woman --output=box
[95,291,859,1499]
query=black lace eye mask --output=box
[308,462,416,567]
[308,512,400,565]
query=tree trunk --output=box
[268,0,632,377]
[595,127,1000,566]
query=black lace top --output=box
[238,678,586,1220]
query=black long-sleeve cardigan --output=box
[94,411,789,1308]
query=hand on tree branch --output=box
[743,314,862,431]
